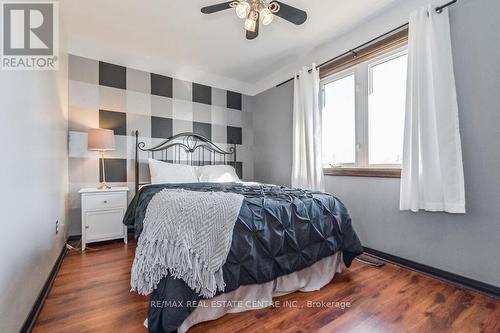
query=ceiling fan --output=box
[201,0,307,40]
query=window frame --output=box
[321,45,408,178]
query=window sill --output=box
[323,167,401,178]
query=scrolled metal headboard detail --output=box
[134,131,237,192]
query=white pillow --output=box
[148,158,199,184]
[197,165,240,183]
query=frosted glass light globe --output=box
[236,1,251,19]
[260,7,274,26]
[244,16,257,32]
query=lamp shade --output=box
[87,128,115,151]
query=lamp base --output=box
[98,183,111,190]
[98,151,111,190]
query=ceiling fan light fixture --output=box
[235,1,251,19]
[260,7,274,26]
[201,0,307,40]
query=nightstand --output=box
[79,187,129,251]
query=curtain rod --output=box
[276,0,457,88]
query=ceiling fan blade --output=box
[271,1,307,25]
[201,1,234,14]
[246,14,260,40]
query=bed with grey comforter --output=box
[123,182,363,333]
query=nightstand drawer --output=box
[85,192,126,211]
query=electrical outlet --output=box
[56,220,59,235]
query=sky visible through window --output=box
[369,54,408,165]
[322,74,356,166]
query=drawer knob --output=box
[103,200,108,203]
[85,226,89,229]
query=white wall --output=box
[253,0,500,287]
[0,54,69,332]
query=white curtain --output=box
[291,64,325,191]
[400,4,465,213]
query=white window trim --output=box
[321,46,408,170]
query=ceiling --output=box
[61,0,402,95]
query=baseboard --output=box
[67,235,81,242]
[67,227,134,242]
[19,242,67,333]
[363,247,500,299]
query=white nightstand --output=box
[79,187,129,251]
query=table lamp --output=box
[88,128,115,189]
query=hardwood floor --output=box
[33,240,499,333]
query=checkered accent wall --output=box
[68,54,255,235]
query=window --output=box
[321,46,408,176]
[368,53,407,165]
[322,73,356,165]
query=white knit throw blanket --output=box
[131,189,244,298]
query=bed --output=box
[123,131,363,333]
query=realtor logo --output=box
[1,1,58,70]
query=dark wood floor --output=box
[33,240,499,333]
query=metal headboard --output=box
[134,131,236,192]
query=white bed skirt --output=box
[176,253,344,332]
[144,253,344,332]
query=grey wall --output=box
[254,80,294,187]
[252,0,500,287]
[0,55,69,332]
